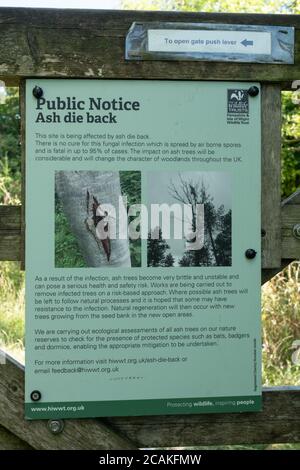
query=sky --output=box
[0,0,120,8]
[147,172,232,264]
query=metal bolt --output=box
[245,249,257,259]
[293,223,300,240]
[248,86,259,97]
[30,390,41,402]
[47,419,64,435]
[261,229,266,238]
[32,86,43,99]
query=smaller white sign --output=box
[148,29,271,56]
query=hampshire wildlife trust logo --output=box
[227,89,249,114]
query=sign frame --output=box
[25,78,262,420]
[125,22,294,64]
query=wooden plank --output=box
[0,232,20,261]
[280,189,300,261]
[121,388,300,447]
[0,8,299,86]
[283,189,300,205]
[0,205,21,261]
[0,351,136,450]
[0,203,298,266]
[108,387,300,447]
[0,205,21,229]
[1,352,299,448]
[282,205,300,259]
[261,84,282,268]
[0,424,33,450]
[261,259,291,284]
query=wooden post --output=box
[261,84,282,269]
[0,355,299,448]
[282,190,300,259]
[0,353,136,450]
[0,424,33,450]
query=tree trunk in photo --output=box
[207,224,219,266]
[55,171,131,268]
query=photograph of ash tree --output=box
[147,172,232,267]
[55,170,141,268]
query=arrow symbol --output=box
[241,39,254,47]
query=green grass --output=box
[262,262,300,386]
[0,261,24,362]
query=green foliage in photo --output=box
[55,171,142,268]
[55,195,87,268]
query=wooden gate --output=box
[0,7,299,449]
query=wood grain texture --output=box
[0,352,136,450]
[0,205,21,229]
[0,232,20,261]
[0,424,33,450]
[107,387,300,447]
[1,353,299,448]
[261,259,291,284]
[280,189,300,261]
[283,189,300,205]
[0,8,299,86]
[261,84,282,268]
[1,202,298,265]
[0,205,21,261]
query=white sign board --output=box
[148,29,271,55]
[125,22,294,64]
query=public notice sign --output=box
[25,79,261,419]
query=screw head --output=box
[261,229,266,238]
[30,390,41,402]
[47,419,64,435]
[293,223,300,240]
[32,86,43,99]
[248,86,259,97]
[245,249,257,259]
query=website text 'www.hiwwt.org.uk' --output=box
[30,404,85,413]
